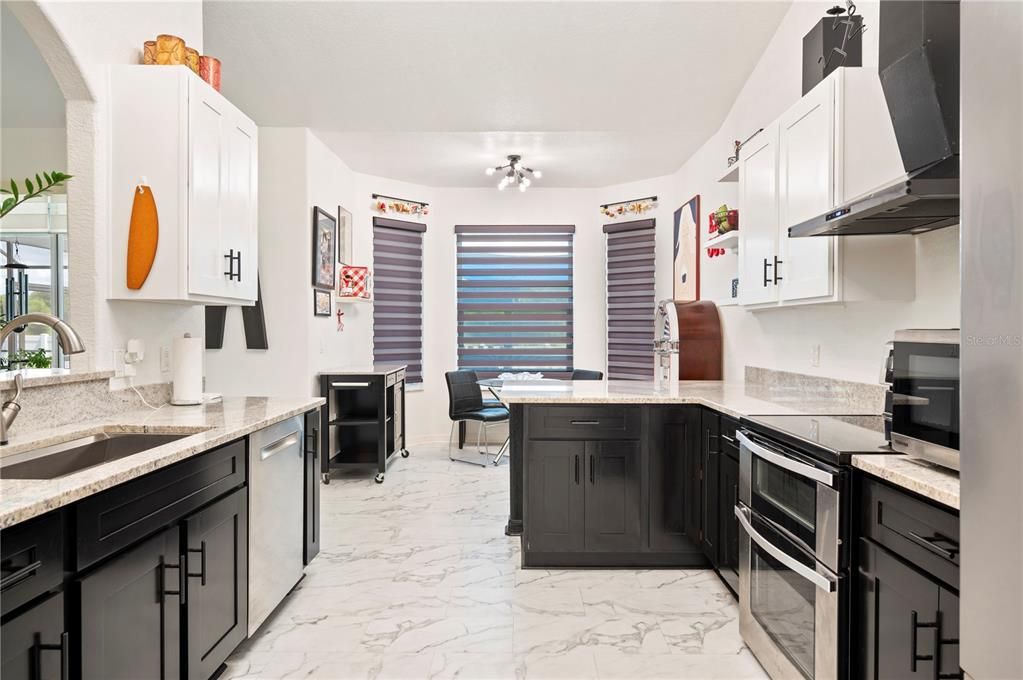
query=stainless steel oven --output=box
[736,430,845,680]
[889,329,960,470]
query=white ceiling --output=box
[204,1,790,188]
[1,3,66,128]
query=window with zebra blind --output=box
[604,219,656,380]
[372,217,426,384]
[455,225,575,378]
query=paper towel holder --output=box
[171,333,204,406]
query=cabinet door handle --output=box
[589,455,595,485]
[224,249,236,279]
[35,631,69,680]
[160,555,187,605]
[187,541,207,586]
[236,251,242,282]
[773,256,783,284]
[574,454,580,484]
[910,610,938,672]
[1,559,42,591]
[762,258,773,287]
[571,420,600,426]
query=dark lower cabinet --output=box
[856,538,961,680]
[1,592,66,680]
[648,406,701,553]
[525,440,585,553]
[700,409,720,565]
[304,408,321,564]
[717,448,741,593]
[184,488,248,680]
[584,440,642,552]
[79,525,181,680]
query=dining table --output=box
[477,377,566,465]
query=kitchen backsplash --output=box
[745,365,886,414]
[0,378,172,437]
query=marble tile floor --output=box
[223,442,767,680]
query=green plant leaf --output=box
[25,178,34,194]
[10,179,18,201]
[43,171,52,184]
[2,197,14,214]
[35,173,43,189]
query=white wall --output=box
[0,128,67,187]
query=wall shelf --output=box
[705,230,739,252]
[718,164,739,183]
[336,296,372,304]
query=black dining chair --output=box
[445,370,509,466]
[571,369,604,380]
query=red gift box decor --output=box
[338,265,371,299]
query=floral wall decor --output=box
[599,196,658,219]
[372,193,429,217]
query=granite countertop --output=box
[497,380,880,418]
[0,395,325,528]
[851,454,960,510]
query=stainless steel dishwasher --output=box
[248,415,305,635]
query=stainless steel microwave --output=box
[889,329,960,470]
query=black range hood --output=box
[790,0,960,238]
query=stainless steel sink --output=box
[0,432,189,480]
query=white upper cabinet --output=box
[738,122,780,306]
[738,67,908,309]
[108,66,258,304]
[777,75,836,303]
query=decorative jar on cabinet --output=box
[108,66,258,304]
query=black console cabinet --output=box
[523,404,705,567]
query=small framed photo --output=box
[312,206,337,290]
[337,205,353,264]
[313,289,332,316]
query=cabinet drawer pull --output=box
[571,420,600,426]
[589,455,595,485]
[0,559,42,591]
[187,541,207,586]
[35,631,69,680]
[574,454,580,484]
[906,530,959,561]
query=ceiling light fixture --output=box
[485,155,541,192]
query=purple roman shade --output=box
[455,225,575,379]
[373,217,427,384]
[604,219,656,380]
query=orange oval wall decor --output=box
[126,185,159,289]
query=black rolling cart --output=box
[318,365,409,484]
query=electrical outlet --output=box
[160,346,171,373]
[810,344,821,368]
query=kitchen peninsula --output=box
[499,378,883,567]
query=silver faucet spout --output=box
[0,313,86,444]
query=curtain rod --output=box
[372,193,429,208]
[600,195,658,209]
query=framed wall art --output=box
[337,205,353,264]
[314,289,332,316]
[673,195,701,302]
[312,206,337,290]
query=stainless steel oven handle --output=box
[735,505,838,593]
[737,431,834,486]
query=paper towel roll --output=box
[172,334,204,405]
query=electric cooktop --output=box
[741,414,892,464]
